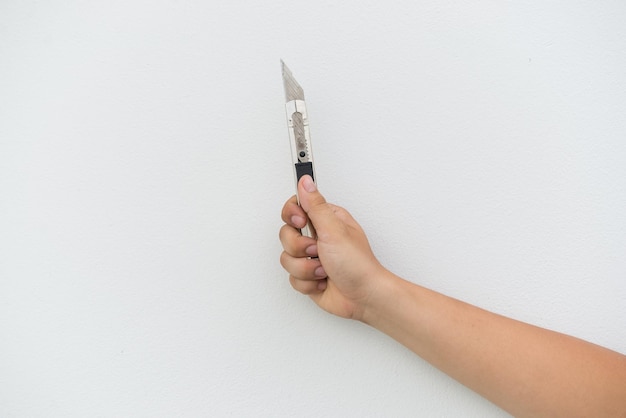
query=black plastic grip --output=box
[295,162,314,183]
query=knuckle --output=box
[280,207,291,224]
[290,275,317,295]
[278,224,289,242]
[288,275,299,291]
[330,204,351,220]
[281,196,299,220]
[279,251,290,270]
[332,204,347,215]
[279,225,301,256]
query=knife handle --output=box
[295,162,314,183]
[294,162,317,239]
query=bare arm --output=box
[364,273,626,417]
[279,175,626,418]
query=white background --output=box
[1,1,625,416]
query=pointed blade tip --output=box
[280,59,291,76]
[281,60,304,101]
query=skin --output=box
[279,175,626,418]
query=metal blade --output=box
[281,60,305,102]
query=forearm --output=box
[362,271,626,418]
[280,180,626,415]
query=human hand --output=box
[279,175,386,320]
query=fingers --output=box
[280,178,333,296]
[279,224,318,257]
[280,224,326,295]
[281,194,307,229]
[280,250,327,281]
[290,275,328,295]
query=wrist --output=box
[356,268,409,325]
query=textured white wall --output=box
[1,1,625,416]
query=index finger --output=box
[281,195,308,229]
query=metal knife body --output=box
[281,61,316,238]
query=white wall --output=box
[1,1,625,416]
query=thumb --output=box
[298,175,369,263]
[298,175,327,214]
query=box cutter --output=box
[281,60,316,238]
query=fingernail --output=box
[317,280,327,291]
[314,266,326,277]
[302,175,317,193]
[305,245,318,256]
[291,215,305,227]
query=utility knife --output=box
[281,60,316,238]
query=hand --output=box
[279,175,386,320]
